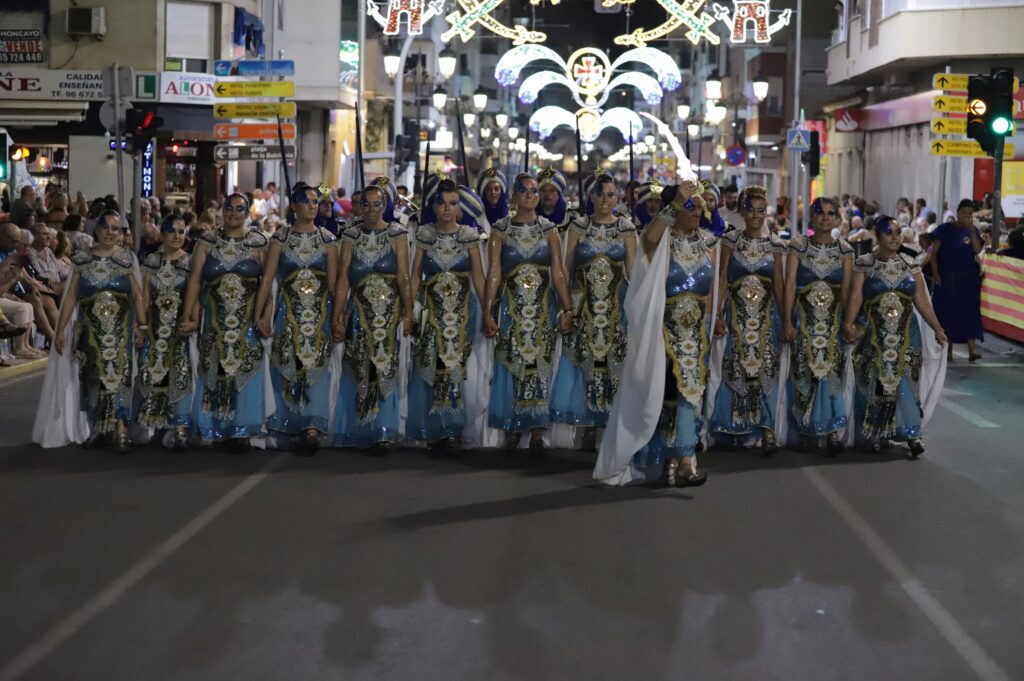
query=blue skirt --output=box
[549,357,608,427]
[633,401,701,470]
[267,368,332,434]
[406,370,467,442]
[193,373,265,441]
[932,270,984,343]
[488,362,551,432]
[709,380,778,437]
[787,377,847,436]
[854,377,922,442]
[332,372,401,448]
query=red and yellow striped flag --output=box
[981,254,1024,342]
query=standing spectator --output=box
[998,226,1024,259]
[915,197,935,223]
[349,190,364,222]
[719,183,743,230]
[265,182,280,217]
[53,230,73,276]
[931,199,984,361]
[251,188,268,224]
[63,214,93,253]
[335,187,352,217]
[46,193,70,229]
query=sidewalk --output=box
[0,356,47,382]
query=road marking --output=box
[938,398,1000,428]
[801,465,1012,681]
[0,452,290,681]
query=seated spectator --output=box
[999,227,1024,259]
[10,185,37,228]
[53,230,73,277]
[46,192,70,229]
[899,226,923,261]
[27,222,67,296]
[0,226,48,356]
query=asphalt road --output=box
[1,341,1023,681]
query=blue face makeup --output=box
[683,197,698,212]
[515,183,539,195]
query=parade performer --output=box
[333,184,414,453]
[709,185,786,454]
[633,181,664,229]
[179,193,268,451]
[844,215,948,456]
[483,173,573,452]
[137,215,194,449]
[536,168,577,233]
[781,197,852,452]
[699,180,729,237]
[550,174,636,450]
[477,168,509,226]
[255,184,337,453]
[594,180,713,486]
[35,210,145,452]
[407,180,486,449]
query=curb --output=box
[0,357,48,382]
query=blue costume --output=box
[477,168,509,226]
[930,221,984,343]
[786,235,853,437]
[852,253,925,443]
[193,229,268,441]
[699,180,728,237]
[488,216,558,432]
[333,223,407,447]
[138,251,193,429]
[536,168,577,232]
[710,229,784,437]
[407,225,481,441]
[70,249,137,435]
[634,229,719,467]
[551,215,634,426]
[267,226,336,434]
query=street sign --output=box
[725,144,746,166]
[933,95,967,113]
[787,128,811,151]
[930,139,1014,158]
[213,123,296,140]
[933,73,1019,93]
[931,117,967,135]
[214,102,297,119]
[214,60,295,77]
[214,81,294,98]
[214,144,297,161]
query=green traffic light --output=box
[991,116,1012,135]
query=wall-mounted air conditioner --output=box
[66,7,107,37]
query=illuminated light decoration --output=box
[606,72,665,105]
[339,40,360,68]
[710,1,792,43]
[529,106,579,139]
[615,0,719,48]
[442,0,547,45]
[141,140,154,198]
[495,45,565,86]
[518,71,575,105]
[601,107,645,141]
[366,0,445,36]
[527,106,645,144]
[530,0,560,4]
[610,48,682,90]
[569,49,611,95]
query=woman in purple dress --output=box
[930,199,983,361]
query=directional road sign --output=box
[214,60,295,77]
[931,117,967,135]
[214,81,294,98]
[214,102,297,119]
[932,95,967,113]
[787,128,811,151]
[930,139,1014,158]
[933,73,1019,93]
[214,123,296,140]
[214,144,297,161]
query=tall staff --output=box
[628,124,636,219]
[355,101,366,189]
[575,115,585,210]
[455,99,470,187]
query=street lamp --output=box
[473,86,489,112]
[383,44,402,79]
[705,71,722,101]
[438,47,457,82]
[463,111,476,127]
[677,103,691,121]
[687,122,700,137]
[432,86,447,111]
[644,133,655,146]
[752,74,769,102]
[495,112,509,128]
[508,125,519,140]
[481,127,491,139]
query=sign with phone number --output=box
[0,29,43,64]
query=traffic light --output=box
[125,109,163,139]
[0,132,8,182]
[808,130,821,178]
[968,68,1015,156]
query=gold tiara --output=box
[649,180,664,197]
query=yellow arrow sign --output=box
[933,95,967,113]
[933,73,1020,92]
[930,139,1014,158]
[931,117,967,135]
[214,81,294,98]
[214,102,297,119]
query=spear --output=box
[355,101,366,189]
[454,99,470,188]
[422,138,431,194]
[628,124,636,219]
[525,125,530,174]
[575,114,585,212]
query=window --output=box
[166,1,214,73]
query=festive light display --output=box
[528,106,645,143]
[711,1,792,43]
[615,0,719,48]
[441,0,547,44]
[366,0,445,36]
[614,0,791,48]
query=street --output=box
[1,342,1023,681]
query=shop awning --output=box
[0,101,88,126]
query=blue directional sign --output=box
[214,60,295,77]
[787,128,811,152]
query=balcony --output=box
[827,3,1024,85]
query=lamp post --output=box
[390,39,455,182]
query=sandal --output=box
[0,322,26,339]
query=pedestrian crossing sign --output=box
[787,128,811,151]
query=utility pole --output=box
[936,66,950,230]
[790,0,802,232]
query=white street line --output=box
[802,466,1012,681]
[938,398,1001,428]
[0,452,290,681]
